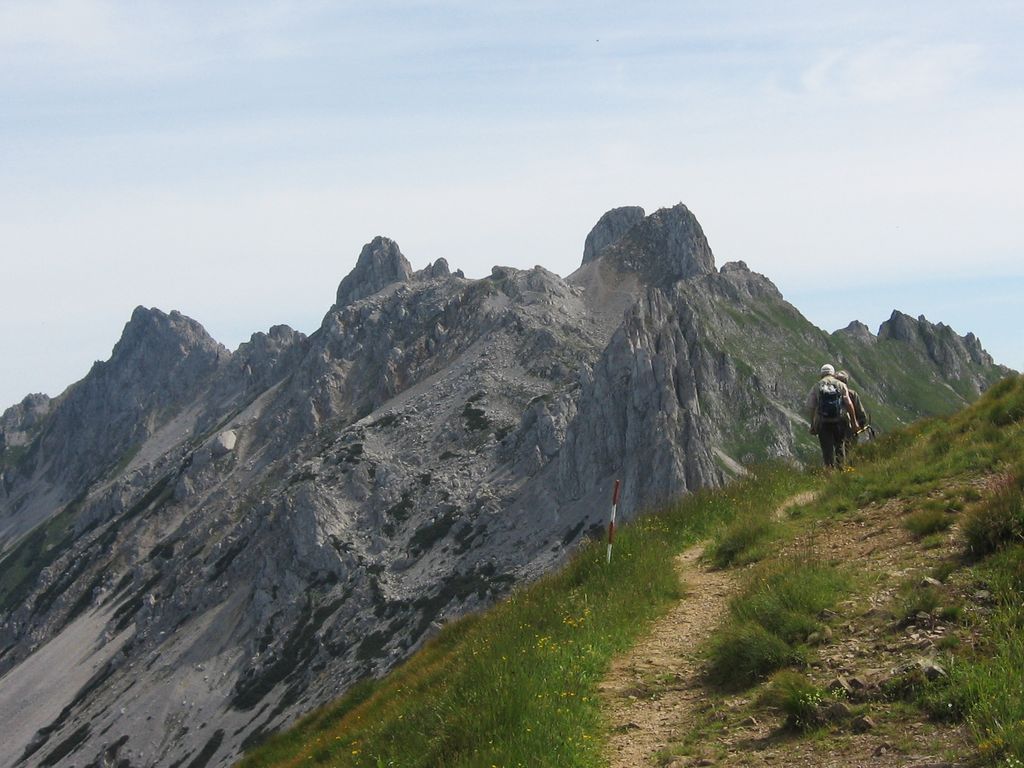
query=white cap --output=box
[820,364,835,376]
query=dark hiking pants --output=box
[818,421,846,468]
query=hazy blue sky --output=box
[2,1,1021,408]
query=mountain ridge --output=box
[0,203,1011,767]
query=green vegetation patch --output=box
[705,514,780,569]
[910,544,1024,764]
[0,499,82,614]
[904,506,955,539]
[705,557,852,690]
[462,392,491,432]
[962,473,1024,558]
[813,377,1024,518]
[757,670,830,732]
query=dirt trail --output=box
[600,543,738,767]
[599,488,975,768]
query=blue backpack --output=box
[818,380,844,422]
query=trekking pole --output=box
[606,479,621,564]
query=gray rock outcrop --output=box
[599,203,716,289]
[417,257,452,280]
[335,236,413,308]
[878,310,997,393]
[582,205,646,265]
[837,320,875,344]
[0,393,51,450]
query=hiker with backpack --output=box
[835,369,869,456]
[806,364,860,468]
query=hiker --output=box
[835,369,868,455]
[806,364,859,468]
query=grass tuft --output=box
[903,507,954,539]
[706,621,798,690]
[705,557,849,690]
[961,473,1024,557]
[705,515,778,569]
[894,582,943,622]
[757,670,827,731]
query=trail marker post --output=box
[606,479,621,564]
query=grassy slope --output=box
[239,375,1024,768]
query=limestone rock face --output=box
[335,236,413,308]
[598,203,716,289]
[217,323,308,404]
[837,320,875,344]
[715,260,783,302]
[555,287,723,516]
[878,311,997,394]
[582,205,646,265]
[41,307,226,486]
[0,205,1010,768]
[0,394,51,450]
[418,257,452,280]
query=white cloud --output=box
[800,39,983,103]
[0,0,117,50]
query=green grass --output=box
[758,670,829,732]
[904,506,955,539]
[917,545,1024,763]
[958,546,1024,762]
[705,557,852,690]
[237,465,815,768]
[705,514,780,568]
[961,473,1024,558]
[894,581,943,621]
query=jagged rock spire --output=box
[335,236,413,308]
[879,310,997,383]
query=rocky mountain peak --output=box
[102,307,228,392]
[582,205,646,265]
[335,236,413,308]
[963,332,992,366]
[877,310,921,343]
[20,307,229,490]
[879,310,1002,388]
[598,203,716,290]
[113,306,223,361]
[236,324,305,364]
[835,320,875,344]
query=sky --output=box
[1,1,1021,409]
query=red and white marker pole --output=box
[606,479,621,564]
